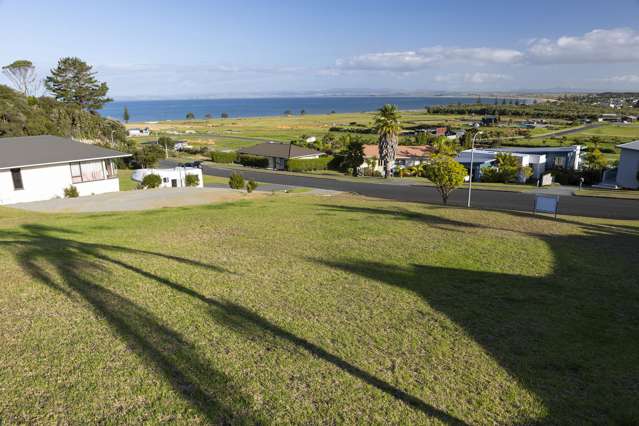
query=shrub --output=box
[141,173,162,189]
[238,154,269,168]
[185,174,200,187]
[246,179,258,193]
[228,172,245,189]
[210,151,237,163]
[286,156,333,172]
[64,185,79,198]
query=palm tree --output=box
[373,104,401,178]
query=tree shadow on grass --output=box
[0,224,260,424]
[312,209,639,424]
[0,223,466,424]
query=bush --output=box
[238,154,269,168]
[210,151,237,163]
[141,173,162,189]
[185,174,200,187]
[64,185,79,198]
[286,156,333,172]
[228,172,245,189]
[246,179,258,193]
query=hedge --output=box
[238,154,269,168]
[210,151,237,163]
[286,156,333,172]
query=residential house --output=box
[490,146,582,170]
[359,145,433,174]
[615,141,639,189]
[131,167,204,188]
[481,115,499,126]
[0,135,131,205]
[237,142,323,170]
[598,114,622,123]
[127,127,151,137]
[455,145,583,183]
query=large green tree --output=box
[45,57,112,111]
[373,104,401,178]
[2,60,40,96]
[123,106,130,123]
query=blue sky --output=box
[2,0,639,98]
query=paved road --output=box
[532,123,602,139]
[184,162,639,220]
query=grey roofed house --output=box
[238,142,322,159]
[238,142,324,170]
[0,135,131,170]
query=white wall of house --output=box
[131,167,204,188]
[616,148,639,189]
[0,160,121,205]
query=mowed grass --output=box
[0,195,638,424]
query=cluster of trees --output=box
[1,57,122,144]
[427,101,633,120]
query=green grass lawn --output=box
[1,195,637,424]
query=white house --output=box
[0,135,131,205]
[131,167,204,188]
[615,141,639,189]
[456,149,546,183]
[127,127,151,137]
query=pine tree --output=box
[123,106,130,123]
[45,57,112,111]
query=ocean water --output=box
[100,96,524,122]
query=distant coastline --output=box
[101,95,534,122]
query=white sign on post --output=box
[533,195,559,218]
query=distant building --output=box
[238,142,323,170]
[127,127,151,137]
[598,114,622,123]
[615,141,639,189]
[481,115,499,126]
[0,135,130,205]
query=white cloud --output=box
[435,72,512,85]
[600,74,639,83]
[336,46,523,71]
[527,28,639,64]
[336,28,639,73]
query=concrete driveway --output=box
[10,187,261,213]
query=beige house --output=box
[359,145,433,174]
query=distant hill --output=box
[0,84,125,143]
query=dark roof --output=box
[618,140,639,151]
[490,146,581,154]
[238,142,323,159]
[0,135,131,170]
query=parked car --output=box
[180,161,203,169]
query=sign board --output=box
[533,195,559,218]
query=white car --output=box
[173,142,193,151]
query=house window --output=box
[70,162,82,183]
[104,160,117,178]
[11,168,23,190]
[70,161,107,183]
[554,156,566,168]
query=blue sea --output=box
[100,96,527,122]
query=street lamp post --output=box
[467,131,483,208]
